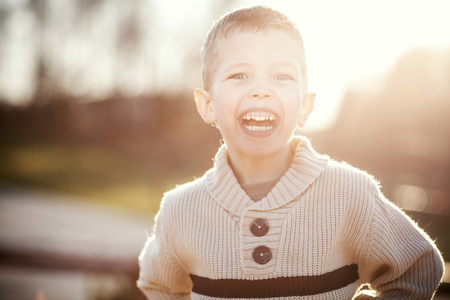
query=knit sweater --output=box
[137,136,444,299]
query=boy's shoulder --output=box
[326,158,376,180]
[298,136,377,185]
[313,158,386,219]
[160,171,211,210]
[321,156,381,194]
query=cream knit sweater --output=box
[138,136,444,299]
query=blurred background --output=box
[0,0,449,299]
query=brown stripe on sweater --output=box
[190,264,359,298]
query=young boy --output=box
[137,6,444,299]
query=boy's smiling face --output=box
[195,28,314,161]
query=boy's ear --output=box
[194,88,216,125]
[297,93,315,128]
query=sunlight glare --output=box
[443,262,450,283]
[2,0,450,131]
[394,184,429,212]
[242,0,450,130]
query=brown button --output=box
[250,218,269,237]
[252,246,272,264]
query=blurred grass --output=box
[0,140,194,216]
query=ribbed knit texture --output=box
[137,136,444,299]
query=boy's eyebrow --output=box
[222,62,252,72]
[272,60,301,70]
[222,61,300,72]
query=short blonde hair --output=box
[201,5,308,92]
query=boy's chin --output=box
[235,135,293,158]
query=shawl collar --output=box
[205,136,329,216]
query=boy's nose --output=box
[249,86,273,100]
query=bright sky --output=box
[239,0,450,129]
[1,0,450,131]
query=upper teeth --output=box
[242,112,276,121]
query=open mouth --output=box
[240,111,278,132]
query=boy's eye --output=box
[275,74,294,81]
[229,73,247,80]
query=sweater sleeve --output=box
[354,184,444,299]
[137,198,192,299]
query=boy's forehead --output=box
[215,28,303,66]
[221,27,299,44]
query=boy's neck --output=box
[227,142,295,185]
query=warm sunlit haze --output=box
[2,0,450,130]
[1,1,450,299]
[242,0,450,130]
